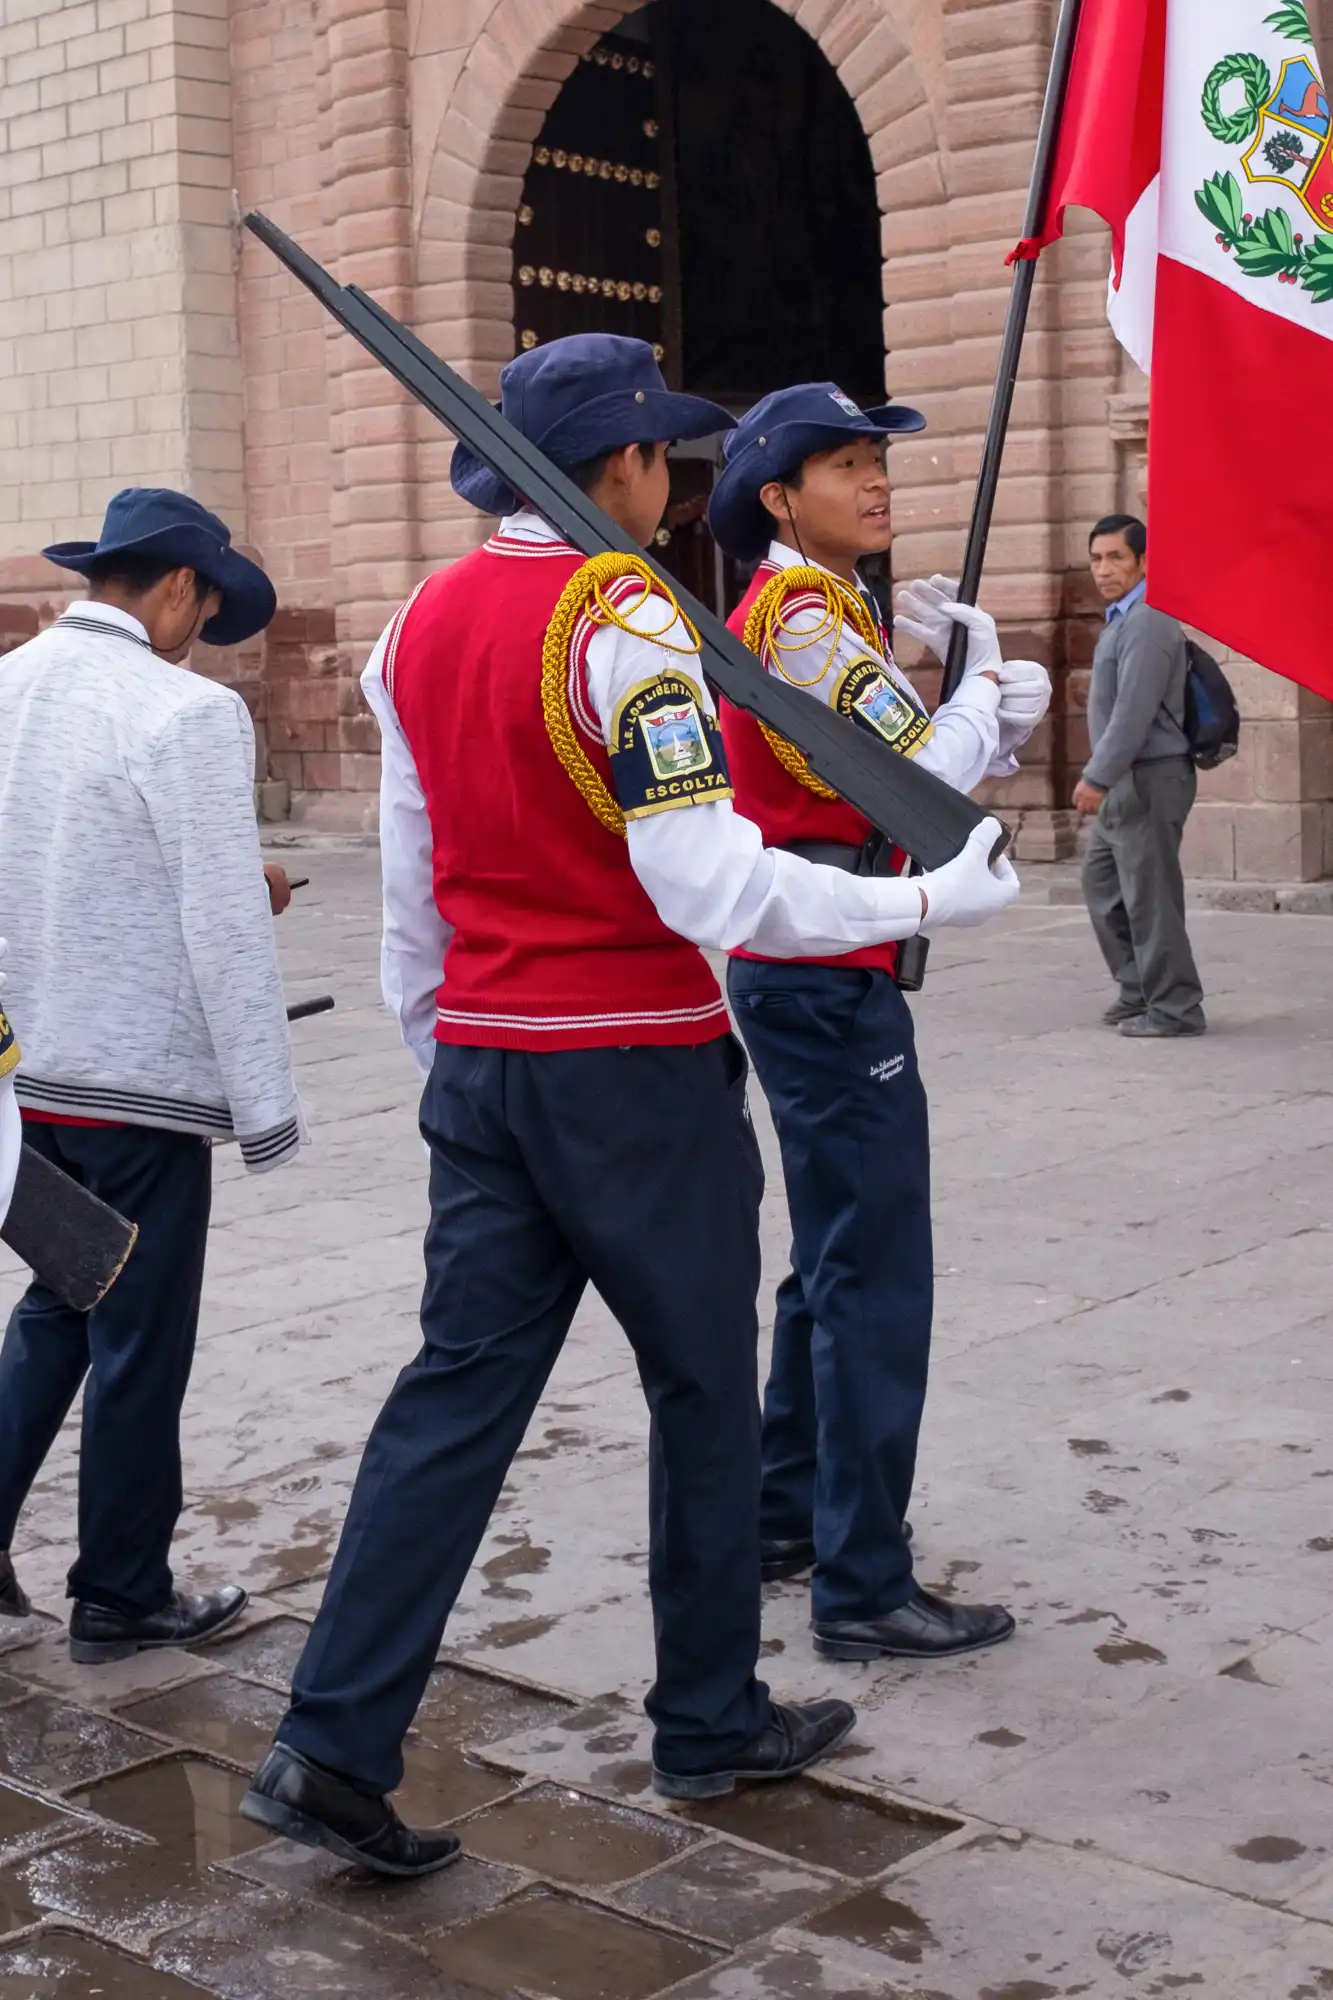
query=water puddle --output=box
[682,1780,957,1876]
[9,1759,276,1946]
[426,1887,716,1999]
[0,1696,162,1795]
[235,1841,522,1943]
[0,1932,211,1996]
[191,1617,312,1689]
[460,1783,695,1886]
[470,1614,559,1651]
[0,1869,41,1936]
[804,1885,938,1963]
[617,1837,830,1946]
[395,1666,573,1823]
[0,1783,70,1854]
[119,1676,286,1770]
[68,1756,271,1865]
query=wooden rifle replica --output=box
[1,996,335,1311]
[244,212,1009,875]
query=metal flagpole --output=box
[938,0,1087,702]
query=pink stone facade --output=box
[2,0,1330,874]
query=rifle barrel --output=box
[244,211,1006,872]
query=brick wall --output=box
[0,0,245,547]
[4,0,1330,872]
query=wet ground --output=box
[3,851,1333,1997]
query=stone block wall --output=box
[0,0,245,544]
[0,0,1329,873]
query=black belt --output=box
[779,836,897,878]
[779,837,930,992]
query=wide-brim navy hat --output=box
[43,488,277,647]
[451,334,733,515]
[707,383,926,563]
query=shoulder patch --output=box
[608,674,735,820]
[0,1003,19,1079]
[835,654,935,759]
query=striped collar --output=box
[486,509,580,560]
[55,603,153,651]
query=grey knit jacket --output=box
[0,602,301,1168]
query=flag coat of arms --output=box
[1023,0,1333,697]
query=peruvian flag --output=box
[1021,0,1333,698]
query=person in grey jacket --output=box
[1073,515,1205,1039]
[0,489,299,1651]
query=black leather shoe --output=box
[761,1537,815,1582]
[68,1584,248,1663]
[242,1743,462,1878]
[652,1697,856,1800]
[813,1588,1015,1661]
[761,1522,914,1583]
[0,1552,30,1619]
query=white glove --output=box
[894,575,1002,681]
[997,656,1052,736]
[918,818,1021,933]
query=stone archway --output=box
[405,0,946,582]
[316,0,1102,861]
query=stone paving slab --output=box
[788,1829,1307,1997]
[4,856,1333,1993]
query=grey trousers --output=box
[1082,755,1205,1029]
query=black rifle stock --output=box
[244,211,1007,874]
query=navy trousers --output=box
[728,960,932,1623]
[281,1036,769,1795]
[0,1120,212,1616]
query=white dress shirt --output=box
[361,512,937,1075]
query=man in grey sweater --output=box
[1073,515,1205,1038]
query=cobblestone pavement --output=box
[3,850,1333,1998]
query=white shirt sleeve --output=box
[582,597,925,958]
[140,693,303,1170]
[760,590,1003,798]
[914,672,1003,794]
[361,634,449,1080]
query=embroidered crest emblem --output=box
[1196,6,1333,303]
[607,673,735,820]
[835,655,934,758]
[829,388,862,417]
[641,699,713,780]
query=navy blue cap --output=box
[707,383,926,562]
[451,333,733,515]
[43,488,277,647]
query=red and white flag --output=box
[1019,0,1333,696]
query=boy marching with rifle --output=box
[245,335,1020,1877]
[709,385,1052,1663]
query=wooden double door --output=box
[512,0,886,616]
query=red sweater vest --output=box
[384,531,729,1051]
[721,562,901,975]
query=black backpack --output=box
[1183,640,1240,769]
